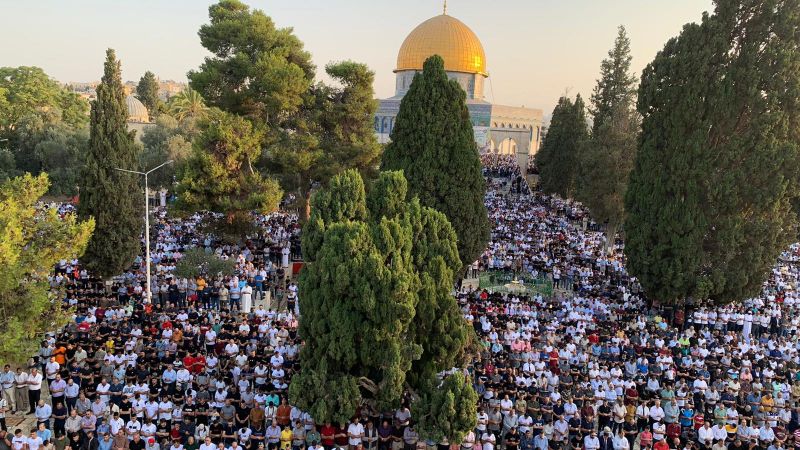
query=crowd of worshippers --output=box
[3,158,800,450]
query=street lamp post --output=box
[115,160,173,303]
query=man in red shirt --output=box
[666,423,681,442]
[625,386,639,406]
[320,421,336,448]
[183,354,196,374]
[191,353,206,374]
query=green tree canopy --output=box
[577,26,639,251]
[174,247,236,279]
[625,0,800,305]
[135,71,161,116]
[0,66,89,189]
[291,170,475,442]
[78,49,143,278]
[266,61,382,218]
[0,173,94,363]
[7,113,89,195]
[534,94,589,199]
[0,66,88,136]
[176,108,282,220]
[188,0,315,125]
[381,55,489,269]
[411,372,478,445]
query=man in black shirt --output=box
[505,428,520,450]
[130,434,146,450]
[728,438,746,450]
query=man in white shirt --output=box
[158,397,174,422]
[649,400,665,424]
[698,423,714,447]
[241,284,253,314]
[476,408,489,436]
[110,412,125,436]
[584,432,600,450]
[0,397,7,430]
[26,369,42,415]
[199,437,216,450]
[481,432,496,450]
[11,429,27,450]
[45,358,60,384]
[347,418,364,449]
[126,417,142,439]
[26,430,43,450]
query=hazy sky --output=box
[1,0,714,115]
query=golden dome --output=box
[395,14,487,76]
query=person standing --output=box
[1,367,15,415]
[0,394,7,431]
[14,369,29,415]
[241,284,253,314]
[362,422,378,450]
[27,369,43,415]
[281,244,290,269]
[347,418,363,450]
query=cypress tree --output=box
[535,95,589,199]
[577,26,639,251]
[78,49,143,278]
[625,0,800,305]
[381,55,489,269]
[412,372,478,445]
[588,26,637,135]
[135,71,160,115]
[291,170,476,442]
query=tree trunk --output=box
[605,221,618,255]
[297,184,311,223]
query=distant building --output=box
[375,9,543,172]
[158,80,186,100]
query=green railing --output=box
[477,270,553,297]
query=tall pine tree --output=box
[78,49,143,278]
[577,26,639,251]
[625,0,800,305]
[381,55,489,268]
[534,94,589,199]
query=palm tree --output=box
[169,88,208,122]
